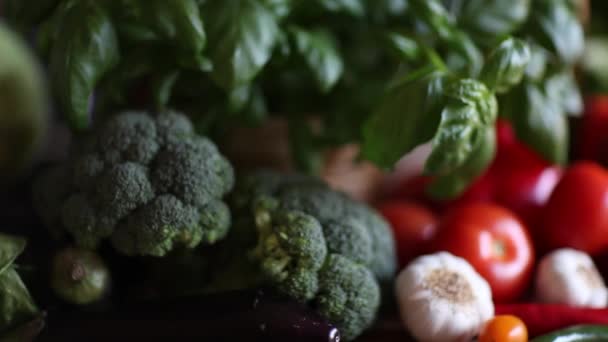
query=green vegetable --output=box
[480,38,531,94]
[0,234,38,333]
[49,0,119,130]
[217,170,395,340]
[451,0,531,46]
[362,68,448,169]
[505,78,569,165]
[528,0,584,65]
[289,26,344,93]
[531,325,608,342]
[32,110,235,257]
[50,248,110,305]
[0,23,48,182]
[9,0,585,198]
[202,0,281,89]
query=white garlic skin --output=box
[536,248,608,308]
[395,252,494,342]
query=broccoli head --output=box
[252,196,327,302]
[229,170,392,340]
[315,254,380,341]
[32,110,234,257]
[234,170,397,282]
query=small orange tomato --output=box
[479,315,528,342]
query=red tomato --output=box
[449,120,561,230]
[431,203,535,302]
[494,165,562,228]
[377,201,438,268]
[577,96,608,163]
[540,162,608,255]
[479,315,528,342]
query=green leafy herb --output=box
[481,38,530,94]
[529,0,584,64]
[289,27,344,93]
[0,269,38,331]
[509,81,569,164]
[49,0,120,130]
[545,69,582,116]
[203,0,281,89]
[318,0,365,17]
[362,67,447,169]
[455,0,531,46]
[410,0,483,77]
[0,236,25,276]
[0,233,38,333]
[425,79,496,174]
[111,0,206,53]
[428,126,496,199]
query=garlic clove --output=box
[395,252,494,342]
[536,248,608,308]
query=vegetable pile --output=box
[1,0,608,341]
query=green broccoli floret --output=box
[316,254,380,341]
[227,170,393,340]
[252,196,327,302]
[32,110,234,257]
[234,170,397,282]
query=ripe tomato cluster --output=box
[379,96,608,305]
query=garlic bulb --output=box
[395,252,494,342]
[536,248,608,308]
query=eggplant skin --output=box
[38,288,340,342]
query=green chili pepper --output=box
[531,325,608,342]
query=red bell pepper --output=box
[495,303,608,337]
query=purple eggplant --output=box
[39,288,340,341]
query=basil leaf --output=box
[4,0,60,33]
[425,104,482,174]
[511,82,568,164]
[112,0,206,53]
[228,85,252,113]
[49,0,120,130]
[428,126,495,199]
[524,42,549,81]
[443,79,497,125]
[410,0,483,77]
[318,0,365,17]
[385,32,421,62]
[457,0,531,45]
[152,70,180,110]
[545,70,582,116]
[0,268,38,330]
[529,0,584,65]
[0,235,26,276]
[290,27,344,93]
[34,1,79,58]
[261,0,293,19]
[226,84,268,124]
[481,38,530,94]
[426,79,496,174]
[361,67,447,169]
[203,0,280,90]
[581,37,608,93]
